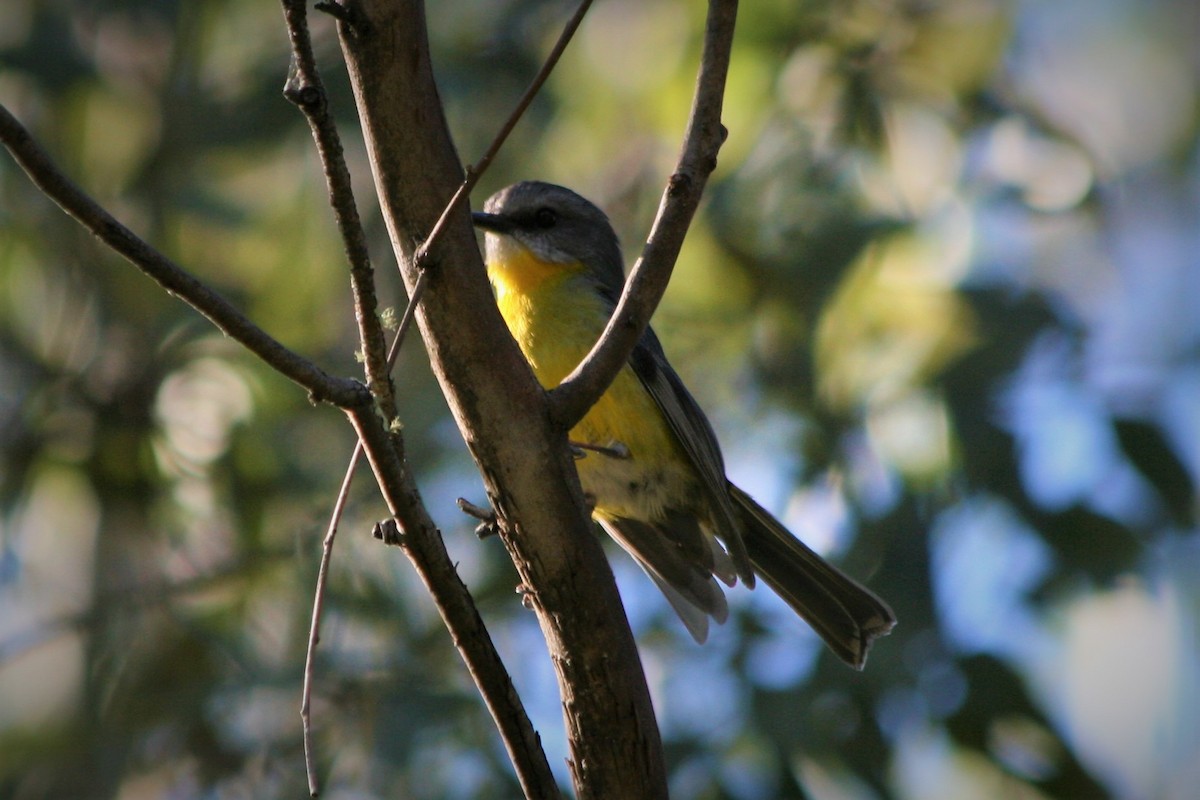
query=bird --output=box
[472,180,895,668]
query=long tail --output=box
[729,484,896,669]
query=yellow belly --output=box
[492,265,692,520]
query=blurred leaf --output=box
[1113,418,1195,527]
[1033,506,1142,586]
[946,655,1109,799]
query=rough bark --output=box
[335,1,668,796]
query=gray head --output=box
[473,181,626,295]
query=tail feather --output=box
[597,489,895,665]
[729,484,895,669]
[643,570,721,644]
[597,516,729,643]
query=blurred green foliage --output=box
[2,0,1198,798]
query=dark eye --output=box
[534,207,558,228]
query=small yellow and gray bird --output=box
[473,181,895,668]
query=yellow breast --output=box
[486,245,690,518]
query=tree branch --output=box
[345,404,560,799]
[411,0,594,271]
[286,3,597,790]
[0,102,364,409]
[463,0,594,193]
[300,437,359,796]
[299,268,442,798]
[279,3,564,795]
[280,0,396,422]
[548,0,738,430]
[333,0,667,796]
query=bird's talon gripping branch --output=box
[569,440,631,460]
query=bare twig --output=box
[474,0,594,179]
[277,3,424,791]
[456,497,500,539]
[296,264,425,797]
[385,270,428,368]
[314,1,369,35]
[299,440,360,796]
[411,0,596,270]
[0,102,364,409]
[548,0,739,430]
[344,402,560,800]
[281,0,395,422]
[303,0,593,771]
[292,1,595,792]
[301,0,597,789]
[335,0,682,791]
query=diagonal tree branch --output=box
[297,271,433,797]
[548,0,739,430]
[333,0,667,795]
[282,2,590,796]
[281,0,397,422]
[281,2,561,795]
[410,0,595,272]
[343,403,559,799]
[299,436,359,796]
[0,102,365,409]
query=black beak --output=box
[471,211,512,233]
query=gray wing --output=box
[629,328,755,586]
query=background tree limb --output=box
[0,103,363,409]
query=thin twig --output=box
[472,0,595,182]
[548,0,739,430]
[456,497,500,539]
[314,0,368,35]
[278,1,415,790]
[296,266,425,797]
[344,402,560,799]
[335,0,672,791]
[386,270,428,369]
[281,0,396,422]
[412,0,596,269]
[298,1,598,797]
[299,440,361,796]
[0,102,364,409]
